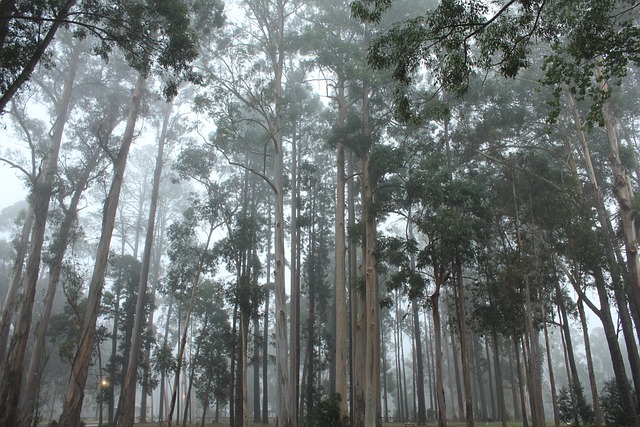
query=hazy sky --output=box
[0,163,26,210]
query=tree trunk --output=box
[0,206,33,370]
[19,145,102,427]
[159,296,175,423]
[490,328,507,427]
[431,280,447,427]
[166,223,216,427]
[141,209,167,422]
[0,38,81,427]
[58,74,146,427]
[289,97,300,427]
[335,74,349,425]
[413,300,427,425]
[577,297,602,427]
[542,304,561,427]
[484,337,496,420]
[455,256,475,427]
[381,322,389,422]
[513,336,528,427]
[362,78,380,427]
[556,282,584,427]
[117,99,172,427]
[253,314,261,423]
[393,294,405,421]
[450,321,463,420]
[472,337,487,422]
[591,269,638,425]
[262,206,271,425]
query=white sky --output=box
[0,162,27,210]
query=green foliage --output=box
[557,383,594,427]
[352,0,640,124]
[0,0,223,105]
[304,393,342,427]
[600,378,638,426]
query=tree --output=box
[0,0,205,113]
[0,30,83,427]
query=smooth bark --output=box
[116,100,172,427]
[58,74,146,427]
[334,74,349,425]
[0,37,80,426]
[19,145,102,427]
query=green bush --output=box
[556,382,593,426]
[306,393,341,427]
[600,378,637,426]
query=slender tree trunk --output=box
[0,39,81,427]
[393,295,404,421]
[577,297,602,427]
[455,257,475,427]
[159,297,175,423]
[0,206,33,370]
[271,1,290,425]
[262,206,271,425]
[166,223,216,427]
[400,312,409,420]
[556,282,583,427]
[183,316,206,427]
[431,280,447,427]
[141,211,167,423]
[542,304,561,427]
[590,269,638,425]
[513,336,528,427]
[451,324,463,420]
[335,74,349,425]
[381,322,389,422]
[413,299,427,425]
[305,217,317,421]
[362,78,380,427]
[511,177,544,427]
[484,339,496,421]
[289,100,300,427]
[19,146,101,427]
[472,338,487,422]
[58,73,146,427]
[254,314,261,423]
[242,309,249,427]
[117,99,172,427]
[349,148,364,427]
[491,328,507,427]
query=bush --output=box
[600,378,637,426]
[306,393,341,427]
[556,382,593,426]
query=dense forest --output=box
[0,1,639,427]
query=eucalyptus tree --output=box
[18,138,107,427]
[352,0,640,336]
[0,31,88,427]
[54,0,204,423]
[197,0,303,423]
[297,152,336,422]
[192,280,231,427]
[298,2,365,420]
[117,90,201,427]
[0,0,206,113]
[162,200,221,427]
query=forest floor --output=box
[126,423,543,427]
